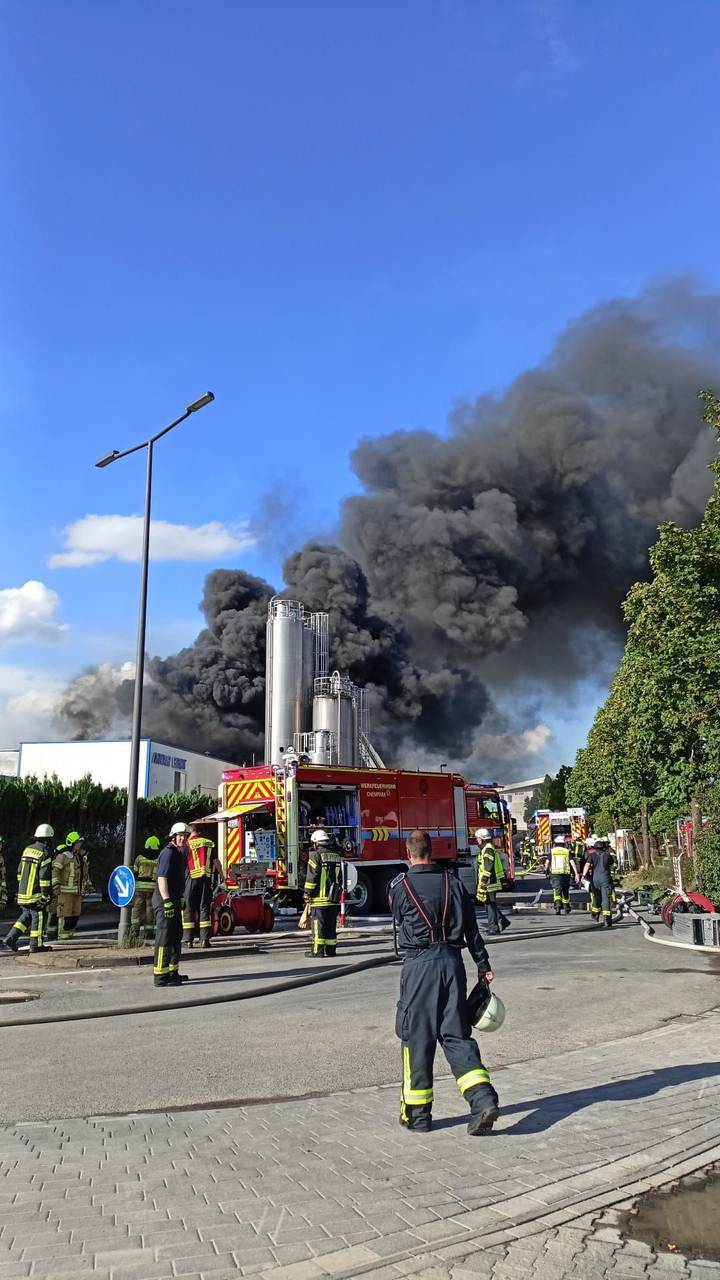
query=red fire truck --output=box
[215,761,513,915]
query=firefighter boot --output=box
[0,935,18,953]
[399,1104,432,1134]
[466,1084,500,1136]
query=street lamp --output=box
[95,392,215,944]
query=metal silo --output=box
[265,599,307,766]
[312,672,357,766]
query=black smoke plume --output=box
[58,281,720,772]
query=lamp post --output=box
[96,392,215,944]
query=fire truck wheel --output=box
[216,907,235,936]
[346,869,373,915]
[262,904,275,932]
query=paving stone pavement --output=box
[2,1009,720,1279]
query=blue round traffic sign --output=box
[108,865,136,908]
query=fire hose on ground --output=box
[0,918,604,1028]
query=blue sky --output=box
[1,0,719,770]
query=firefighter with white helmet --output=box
[152,823,191,987]
[475,827,510,935]
[582,835,616,927]
[544,833,580,915]
[303,828,343,958]
[0,824,55,953]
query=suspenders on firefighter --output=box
[389,828,499,1135]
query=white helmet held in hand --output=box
[34,823,54,839]
[310,829,331,845]
[467,982,507,1032]
[169,822,189,837]
[475,828,491,841]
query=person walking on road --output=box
[303,829,343,958]
[183,824,222,949]
[545,834,580,915]
[583,836,616,928]
[475,828,510,935]
[389,828,499,1136]
[0,824,54,953]
[153,823,191,987]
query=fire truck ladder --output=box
[359,733,386,770]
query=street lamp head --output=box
[186,391,215,413]
[95,450,121,469]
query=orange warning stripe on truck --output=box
[226,778,275,808]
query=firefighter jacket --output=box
[17,841,53,906]
[132,851,159,890]
[0,851,6,907]
[476,842,504,896]
[572,839,586,865]
[549,846,571,875]
[187,836,216,880]
[304,845,343,906]
[53,845,91,896]
[389,864,491,971]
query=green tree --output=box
[523,765,573,821]
[567,390,720,866]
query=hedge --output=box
[0,775,217,901]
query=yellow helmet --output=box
[66,831,83,847]
[145,835,161,851]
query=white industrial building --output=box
[499,776,545,833]
[16,739,239,799]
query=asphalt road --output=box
[1,916,718,1125]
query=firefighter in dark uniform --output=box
[544,834,580,914]
[389,828,499,1136]
[0,824,55,953]
[303,829,343,958]
[583,836,615,927]
[183,824,222,949]
[153,823,191,987]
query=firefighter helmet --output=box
[467,982,506,1032]
[145,835,161,851]
[310,829,331,845]
[553,834,566,846]
[34,823,54,839]
[475,828,491,841]
[169,822,189,837]
[586,834,598,847]
[66,831,83,847]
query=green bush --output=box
[0,775,217,901]
[695,823,720,906]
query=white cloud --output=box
[0,665,65,747]
[0,581,69,645]
[49,514,256,568]
[472,723,552,760]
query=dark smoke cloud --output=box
[58,280,720,773]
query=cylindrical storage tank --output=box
[265,599,306,766]
[308,730,334,766]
